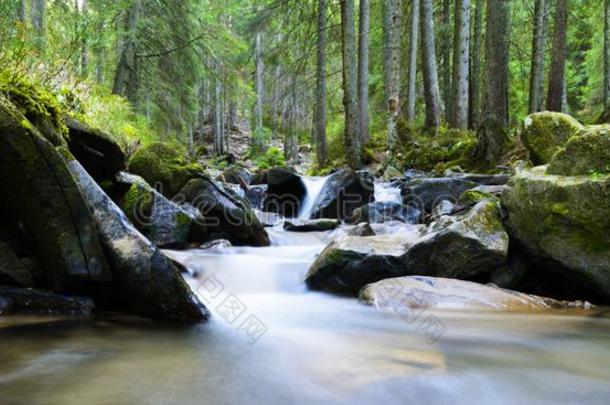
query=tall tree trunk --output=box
[383,0,402,148]
[112,0,139,99]
[450,0,470,129]
[546,0,568,112]
[475,0,511,164]
[254,32,265,131]
[604,0,610,110]
[358,0,370,146]
[79,0,90,77]
[285,75,299,162]
[314,0,328,167]
[30,0,45,49]
[469,0,483,128]
[213,72,224,156]
[16,0,26,22]
[406,0,420,124]
[529,0,549,113]
[340,0,361,168]
[440,0,451,119]
[420,0,442,130]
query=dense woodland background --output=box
[1,0,609,171]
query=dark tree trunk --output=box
[314,0,328,167]
[469,0,483,129]
[604,0,610,108]
[546,0,568,112]
[340,0,362,168]
[475,0,511,164]
[358,0,370,146]
[383,0,402,148]
[440,0,451,118]
[420,0,442,130]
[450,0,470,129]
[529,0,549,113]
[406,0,420,124]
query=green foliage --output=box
[128,142,204,197]
[255,147,285,169]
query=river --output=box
[1,183,610,404]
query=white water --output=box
[298,176,329,219]
[374,182,402,204]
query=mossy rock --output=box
[547,125,610,176]
[521,112,583,165]
[502,166,610,299]
[458,188,497,207]
[128,142,204,198]
[0,95,112,292]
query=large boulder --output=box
[217,166,252,186]
[179,177,270,246]
[115,172,206,248]
[306,200,508,295]
[128,142,204,198]
[309,169,375,220]
[401,177,478,213]
[502,166,610,300]
[403,200,509,279]
[65,116,126,183]
[305,235,416,295]
[348,201,421,224]
[521,112,583,165]
[263,167,306,217]
[360,276,591,311]
[547,125,610,176]
[69,161,209,321]
[0,95,112,293]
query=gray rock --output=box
[246,185,267,211]
[0,96,112,292]
[0,286,95,316]
[346,223,376,236]
[116,172,206,248]
[69,161,209,322]
[179,177,270,247]
[349,201,421,224]
[284,219,341,232]
[310,169,375,220]
[263,167,306,217]
[360,276,592,311]
[401,177,478,213]
[306,200,508,295]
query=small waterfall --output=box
[374,181,402,204]
[298,176,329,219]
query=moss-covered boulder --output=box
[283,218,340,232]
[115,172,206,248]
[521,112,583,165]
[502,166,610,299]
[306,201,508,295]
[179,177,270,246]
[128,142,204,198]
[0,95,112,293]
[401,177,478,213]
[547,125,610,176]
[65,116,126,182]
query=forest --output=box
[0,1,610,404]
[1,0,608,170]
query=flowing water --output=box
[298,176,329,219]
[1,182,610,404]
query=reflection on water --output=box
[1,229,610,405]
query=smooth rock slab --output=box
[0,286,95,315]
[360,276,592,311]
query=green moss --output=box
[0,76,69,142]
[129,142,204,198]
[459,189,496,207]
[521,112,583,165]
[548,125,610,176]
